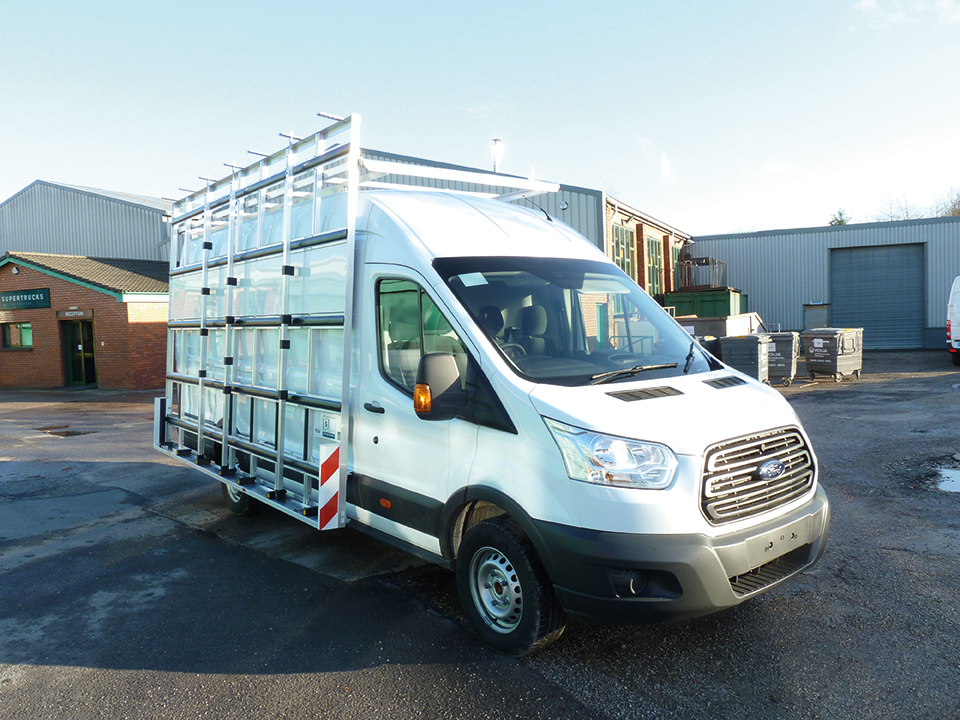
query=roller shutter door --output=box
[830,244,924,349]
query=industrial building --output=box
[0,180,170,260]
[0,182,171,389]
[689,215,960,349]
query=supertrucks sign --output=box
[0,288,51,310]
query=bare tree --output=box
[932,187,960,217]
[873,193,925,222]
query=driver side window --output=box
[377,278,467,394]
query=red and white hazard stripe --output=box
[317,444,341,530]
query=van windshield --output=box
[434,256,719,387]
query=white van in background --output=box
[948,276,960,366]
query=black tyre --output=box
[952,352,960,367]
[456,517,565,656]
[221,483,258,516]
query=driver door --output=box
[350,266,478,554]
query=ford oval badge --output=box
[759,460,786,480]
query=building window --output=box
[1,322,33,348]
[611,224,635,280]
[671,244,682,291]
[646,236,664,296]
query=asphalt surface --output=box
[1,350,959,719]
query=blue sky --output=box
[2,0,957,235]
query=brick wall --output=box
[123,302,169,389]
[0,263,168,389]
[662,235,674,294]
[636,223,650,291]
[603,203,686,298]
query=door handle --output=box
[363,402,385,414]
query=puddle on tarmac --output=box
[938,468,960,493]
[33,426,94,438]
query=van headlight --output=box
[544,418,677,489]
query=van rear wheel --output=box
[456,517,565,656]
[221,483,258,516]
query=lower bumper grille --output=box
[729,544,812,596]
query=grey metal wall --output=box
[0,181,170,261]
[361,150,605,250]
[690,216,960,349]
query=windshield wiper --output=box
[683,340,697,374]
[589,363,678,385]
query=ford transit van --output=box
[155,116,829,655]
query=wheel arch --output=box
[440,486,560,581]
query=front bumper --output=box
[534,485,830,625]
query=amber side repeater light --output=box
[414,383,432,413]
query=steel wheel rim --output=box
[226,485,244,504]
[469,546,523,634]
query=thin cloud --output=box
[854,0,960,28]
[660,153,678,184]
[636,137,678,185]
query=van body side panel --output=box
[347,473,445,536]
[466,382,582,530]
[948,277,960,353]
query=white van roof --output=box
[362,191,604,262]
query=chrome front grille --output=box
[701,427,815,525]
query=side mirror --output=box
[414,353,466,421]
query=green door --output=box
[64,320,97,385]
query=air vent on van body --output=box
[607,386,683,402]
[703,376,747,389]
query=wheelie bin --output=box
[767,331,799,387]
[719,334,771,383]
[801,328,863,382]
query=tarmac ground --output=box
[1,349,958,719]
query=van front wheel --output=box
[456,517,565,656]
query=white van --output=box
[155,117,830,655]
[948,276,960,365]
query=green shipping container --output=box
[664,289,747,318]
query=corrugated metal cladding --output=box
[831,244,924,349]
[361,150,605,249]
[0,181,170,261]
[691,216,960,349]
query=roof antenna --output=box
[531,203,553,222]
